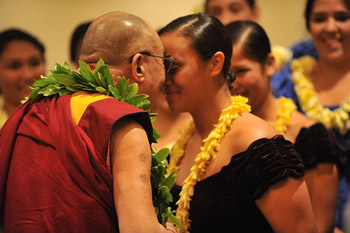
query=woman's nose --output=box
[325,17,337,33]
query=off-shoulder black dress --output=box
[170,135,305,233]
[294,123,346,173]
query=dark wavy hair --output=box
[304,0,350,31]
[0,28,45,58]
[226,20,271,65]
[158,13,233,85]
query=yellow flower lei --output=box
[291,56,350,135]
[167,96,251,233]
[274,97,296,135]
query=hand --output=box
[165,222,177,233]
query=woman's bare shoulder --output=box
[229,112,280,152]
[285,110,315,141]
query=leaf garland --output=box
[26,59,181,227]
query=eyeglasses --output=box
[129,51,174,73]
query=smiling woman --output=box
[159,13,318,233]
[271,0,350,231]
[0,28,46,128]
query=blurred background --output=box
[0,0,308,70]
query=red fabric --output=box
[0,95,152,233]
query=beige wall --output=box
[0,0,310,71]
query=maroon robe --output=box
[0,94,153,233]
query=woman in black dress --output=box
[159,13,318,233]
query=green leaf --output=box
[27,88,39,100]
[63,61,72,71]
[135,99,150,110]
[93,71,104,87]
[66,86,81,92]
[58,88,71,96]
[78,60,94,83]
[116,76,129,99]
[155,148,170,161]
[105,68,115,86]
[153,128,161,141]
[38,85,59,96]
[95,58,105,71]
[165,171,177,190]
[27,59,176,226]
[109,85,121,99]
[33,76,56,88]
[95,86,108,95]
[71,71,89,84]
[97,72,107,87]
[53,63,71,75]
[126,83,138,98]
[168,212,184,227]
[52,73,77,86]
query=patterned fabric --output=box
[170,135,304,233]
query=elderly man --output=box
[0,11,175,233]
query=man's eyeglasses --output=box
[129,52,174,73]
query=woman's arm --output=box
[110,117,174,233]
[305,163,339,233]
[256,177,319,233]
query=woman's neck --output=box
[310,58,350,105]
[191,88,232,140]
[251,92,279,125]
[313,58,350,86]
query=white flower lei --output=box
[291,56,350,135]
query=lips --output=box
[162,86,180,96]
[323,37,342,49]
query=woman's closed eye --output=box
[233,68,248,76]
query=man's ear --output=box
[130,54,145,84]
[210,51,225,77]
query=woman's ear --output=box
[266,53,276,78]
[210,51,225,77]
[130,54,145,84]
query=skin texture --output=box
[205,0,260,25]
[306,0,350,231]
[153,0,262,148]
[79,11,174,233]
[161,29,318,233]
[230,25,339,233]
[0,40,45,116]
[80,11,165,111]
[308,0,350,107]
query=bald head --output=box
[80,11,161,66]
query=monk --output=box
[0,11,175,233]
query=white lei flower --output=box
[291,56,350,135]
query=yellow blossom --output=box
[166,96,250,232]
[292,56,350,135]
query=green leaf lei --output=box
[27,59,182,227]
